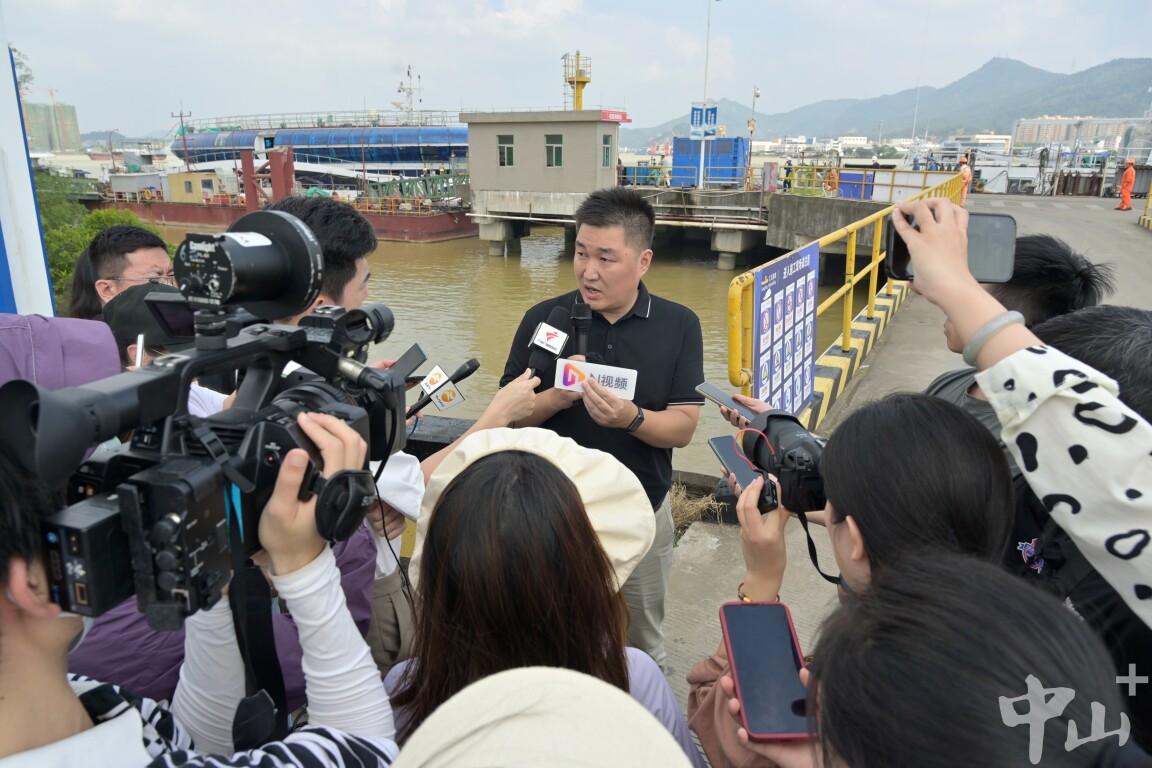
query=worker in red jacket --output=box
[1116,157,1136,211]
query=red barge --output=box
[88,146,477,242]
[94,198,477,243]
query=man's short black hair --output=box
[1033,306,1152,422]
[267,196,377,304]
[68,225,168,320]
[574,188,655,254]
[986,235,1115,327]
[85,225,168,279]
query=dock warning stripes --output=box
[797,281,910,431]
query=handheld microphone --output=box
[571,302,591,357]
[527,306,572,377]
[405,358,480,419]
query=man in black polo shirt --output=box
[500,187,704,667]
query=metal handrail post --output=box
[841,230,858,352]
[867,218,882,319]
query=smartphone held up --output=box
[721,601,809,742]
[886,211,1016,283]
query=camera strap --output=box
[189,423,291,746]
[791,509,842,586]
[226,497,289,749]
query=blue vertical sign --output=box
[751,243,820,416]
[704,105,718,138]
[690,106,704,140]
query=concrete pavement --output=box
[660,192,1152,712]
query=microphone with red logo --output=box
[527,306,572,378]
[405,358,480,419]
[571,302,592,357]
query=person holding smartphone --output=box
[923,234,1115,475]
[889,197,1152,631]
[723,554,1143,768]
[689,389,1015,767]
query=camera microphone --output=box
[527,306,572,377]
[571,302,591,357]
[406,358,480,418]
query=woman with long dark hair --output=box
[386,428,703,766]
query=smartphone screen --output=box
[696,382,759,422]
[721,602,809,741]
[708,436,759,491]
[886,212,1016,283]
[388,343,428,380]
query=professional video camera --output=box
[0,211,407,631]
[740,410,826,513]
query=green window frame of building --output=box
[546,134,563,168]
[184,180,193,194]
[498,135,514,167]
[602,134,612,167]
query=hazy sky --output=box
[4,0,1150,137]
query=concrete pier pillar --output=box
[481,220,514,258]
[711,230,760,271]
[480,219,529,258]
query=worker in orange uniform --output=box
[1116,158,1136,211]
[959,156,973,207]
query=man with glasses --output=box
[67,225,175,320]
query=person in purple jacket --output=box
[0,312,120,388]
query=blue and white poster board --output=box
[703,106,718,138]
[690,106,704,140]
[751,243,819,415]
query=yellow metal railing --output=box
[727,173,965,391]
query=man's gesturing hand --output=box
[582,375,635,429]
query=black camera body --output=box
[740,410,827,513]
[1,211,408,631]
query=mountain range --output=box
[620,57,1152,147]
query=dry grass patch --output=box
[669,482,725,541]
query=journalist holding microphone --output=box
[500,187,705,668]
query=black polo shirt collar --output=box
[573,281,652,322]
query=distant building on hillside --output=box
[1012,116,1148,147]
[839,136,869,148]
[22,102,81,153]
[947,132,1012,154]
